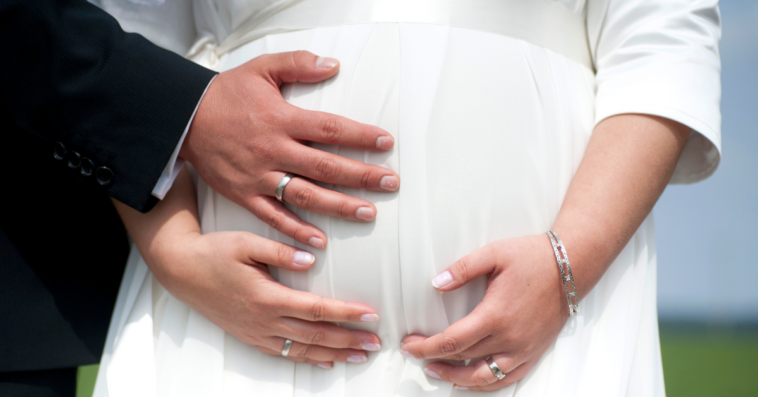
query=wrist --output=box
[179,73,220,163]
[147,230,203,290]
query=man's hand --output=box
[180,51,400,248]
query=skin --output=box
[117,91,689,383]
[399,114,691,391]
[180,50,401,249]
[112,169,382,370]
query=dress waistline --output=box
[189,0,592,70]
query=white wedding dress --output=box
[93,0,721,396]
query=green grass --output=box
[660,323,758,397]
[76,324,758,397]
[76,364,98,397]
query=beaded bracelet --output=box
[547,230,579,316]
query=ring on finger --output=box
[276,173,296,202]
[281,339,293,357]
[485,356,506,380]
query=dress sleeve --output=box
[91,0,198,55]
[587,0,722,184]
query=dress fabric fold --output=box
[94,0,721,395]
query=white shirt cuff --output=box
[151,75,216,199]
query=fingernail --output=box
[347,355,368,363]
[308,237,325,249]
[360,314,379,322]
[362,343,381,352]
[317,363,333,370]
[293,251,315,267]
[356,207,375,221]
[401,350,414,359]
[424,367,441,379]
[316,56,339,69]
[431,271,453,289]
[379,176,399,191]
[454,385,469,390]
[376,136,394,150]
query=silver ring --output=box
[485,356,506,380]
[281,339,293,357]
[275,173,295,202]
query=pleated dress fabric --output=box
[94,0,720,396]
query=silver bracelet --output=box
[547,230,579,316]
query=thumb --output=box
[258,50,340,86]
[431,245,498,291]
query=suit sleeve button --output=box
[96,166,114,186]
[80,158,94,176]
[67,151,81,169]
[53,142,67,160]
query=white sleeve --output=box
[587,0,722,184]
[151,75,215,199]
[92,0,198,55]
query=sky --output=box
[655,0,758,323]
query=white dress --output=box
[93,0,722,396]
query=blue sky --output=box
[655,0,758,322]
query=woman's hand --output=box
[113,168,382,370]
[400,115,692,391]
[400,235,568,391]
[150,229,382,369]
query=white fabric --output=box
[95,1,721,396]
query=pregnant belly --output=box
[202,22,595,342]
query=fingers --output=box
[257,345,333,370]
[272,338,369,364]
[281,289,379,323]
[281,143,399,192]
[288,109,396,152]
[401,312,489,360]
[276,174,377,222]
[245,195,327,249]
[431,245,498,291]
[278,317,381,351]
[234,232,317,271]
[424,354,518,389]
[255,51,341,86]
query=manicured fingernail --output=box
[424,368,441,379]
[362,343,381,352]
[308,237,325,249]
[431,271,453,288]
[317,363,332,370]
[347,355,367,363]
[376,136,394,150]
[356,207,375,221]
[401,350,414,359]
[293,251,315,267]
[454,385,469,390]
[316,56,339,69]
[360,314,379,322]
[379,176,399,191]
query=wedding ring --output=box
[281,339,293,357]
[275,173,295,202]
[485,356,506,380]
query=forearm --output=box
[553,114,690,299]
[111,167,201,282]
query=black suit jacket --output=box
[0,0,216,372]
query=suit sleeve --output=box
[0,0,217,212]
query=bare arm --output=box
[556,114,689,298]
[401,114,690,390]
[112,168,383,368]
